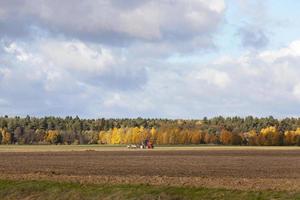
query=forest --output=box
[0,115,300,146]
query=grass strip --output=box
[0,179,299,200]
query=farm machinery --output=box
[127,139,154,149]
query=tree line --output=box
[0,115,300,145]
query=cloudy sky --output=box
[1,0,300,118]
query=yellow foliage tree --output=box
[260,126,280,145]
[1,128,11,144]
[284,128,300,145]
[150,127,157,142]
[98,130,112,144]
[123,128,133,144]
[111,128,121,144]
[245,130,258,145]
[45,130,61,144]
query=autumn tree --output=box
[150,127,157,144]
[245,130,258,145]
[220,130,232,145]
[284,128,300,145]
[45,130,62,144]
[132,127,141,144]
[98,130,111,144]
[35,129,46,144]
[1,115,300,146]
[190,130,201,144]
[111,128,121,144]
[231,133,242,145]
[1,128,11,144]
[260,126,281,145]
[204,133,219,144]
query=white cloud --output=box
[4,42,30,61]
[3,38,300,118]
[195,68,231,88]
[293,83,300,100]
[2,0,300,118]
[259,40,300,62]
[201,0,226,13]
[213,39,300,105]
[3,36,300,118]
[103,93,123,108]
[0,37,148,116]
[39,39,117,74]
[0,0,225,54]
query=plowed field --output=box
[0,148,299,191]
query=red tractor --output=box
[141,139,154,149]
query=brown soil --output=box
[0,149,299,191]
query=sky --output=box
[1,0,300,119]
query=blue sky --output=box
[1,0,300,118]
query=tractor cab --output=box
[143,139,154,149]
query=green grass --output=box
[0,144,126,152]
[0,179,299,200]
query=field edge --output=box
[0,145,299,153]
[0,179,299,200]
